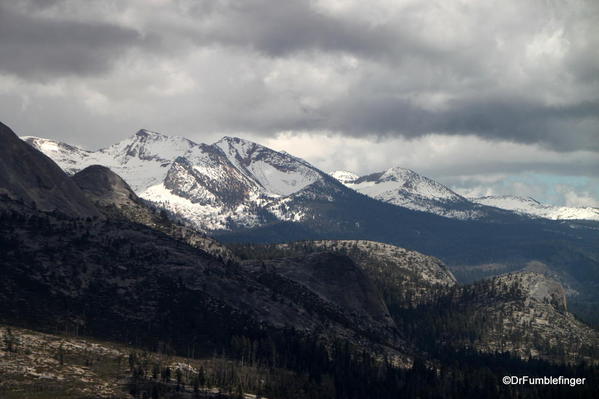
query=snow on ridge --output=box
[472,195,599,221]
[347,166,464,203]
[215,136,322,197]
[330,166,483,220]
[99,129,198,165]
[330,170,359,184]
[23,131,599,226]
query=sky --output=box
[1,0,598,207]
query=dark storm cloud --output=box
[320,95,599,151]
[0,2,159,80]
[182,0,422,60]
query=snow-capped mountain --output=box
[24,131,599,228]
[23,130,342,230]
[331,167,486,219]
[23,131,195,192]
[472,195,599,221]
[330,168,599,222]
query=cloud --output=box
[556,185,599,208]
[0,0,598,205]
[0,1,160,80]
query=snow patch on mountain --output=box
[22,136,94,175]
[142,183,265,231]
[215,137,322,196]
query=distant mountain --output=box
[331,167,486,220]
[330,170,360,185]
[331,168,599,222]
[472,195,599,221]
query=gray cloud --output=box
[0,0,597,205]
[181,0,427,61]
[321,95,599,151]
[0,1,159,80]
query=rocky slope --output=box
[0,324,307,398]
[231,240,457,309]
[72,165,236,261]
[0,122,99,218]
[398,272,599,365]
[240,252,401,349]
[230,242,599,365]
[467,272,599,364]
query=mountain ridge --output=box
[472,194,599,221]
[331,168,599,222]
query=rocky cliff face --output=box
[240,252,404,354]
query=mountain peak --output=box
[214,136,259,157]
[218,135,246,143]
[134,129,166,139]
[380,166,419,181]
[330,170,359,185]
[100,129,197,165]
[214,136,324,196]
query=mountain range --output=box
[330,170,599,222]
[2,120,599,397]
[22,130,599,307]
[24,131,599,231]
[23,131,342,231]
